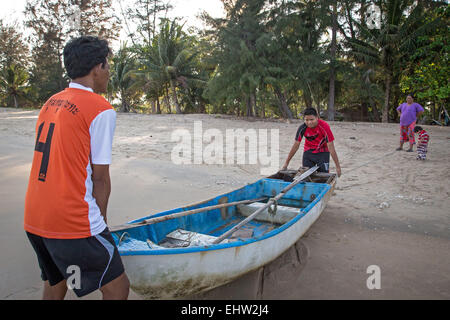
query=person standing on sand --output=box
[281,107,342,177]
[396,94,424,152]
[24,36,130,300]
[414,126,430,160]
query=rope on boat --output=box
[268,199,277,216]
[118,232,130,246]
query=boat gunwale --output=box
[117,179,332,256]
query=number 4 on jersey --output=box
[34,121,55,182]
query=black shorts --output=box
[302,150,330,173]
[26,227,125,297]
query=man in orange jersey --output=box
[24,36,129,300]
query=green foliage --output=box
[1,0,448,122]
[344,0,445,122]
[109,43,143,112]
[22,0,120,105]
[400,6,449,108]
[0,64,30,108]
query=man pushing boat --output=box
[281,107,342,177]
[24,36,130,300]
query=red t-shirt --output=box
[418,130,429,145]
[295,119,335,153]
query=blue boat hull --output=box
[112,173,336,299]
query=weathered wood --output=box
[109,197,267,233]
[237,203,299,224]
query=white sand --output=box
[0,107,449,299]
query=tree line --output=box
[0,0,448,123]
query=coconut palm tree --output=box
[345,0,442,122]
[0,64,29,108]
[109,43,139,112]
[132,39,167,113]
[149,19,201,114]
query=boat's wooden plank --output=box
[110,197,267,233]
[237,203,299,224]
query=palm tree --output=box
[346,0,442,122]
[133,39,168,113]
[109,44,138,112]
[0,64,29,108]
[152,19,200,114]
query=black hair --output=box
[303,107,318,117]
[414,126,423,133]
[63,36,111,80]
[407,93,414,99]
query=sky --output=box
[1,0,225,47]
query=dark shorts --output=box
[26,227,125,297]
[302,150,330,173]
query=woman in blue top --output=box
[396,94,424,152]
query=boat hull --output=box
[115,173,336,299]
[124,192,330,299]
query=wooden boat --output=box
[111,169,337,299]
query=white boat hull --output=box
[121,184,333,299]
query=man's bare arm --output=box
[92,164,111,224]
[327,141,341,177]
[282,141,301,170]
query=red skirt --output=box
[400,121,416,144]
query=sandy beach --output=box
[1,107,449,300]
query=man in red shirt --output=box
[281,108,342,177]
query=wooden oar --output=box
[212,165,319,244]
[109,197,267,233]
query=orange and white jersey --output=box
[24,83,116,239]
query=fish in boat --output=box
[110,169,337,299]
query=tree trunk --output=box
[392,89,400,122]
[164,86,171,114]
[361,102,369,121]
[170,80,182,114]
[121,100,128,112]
[260,99,265,118]
[328,1,337,122]
[151,100,156,114]
[199,102,206,114]
[250,92,257,117]
[345,1,355,39]
[360,0,367,27]
[303,91,313,109]
[13,95,18,108]
[156,97,161,114]
[246,95,253,117]
[382,73,391,123]
[121,91,128,112]
[275,87,293,119]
